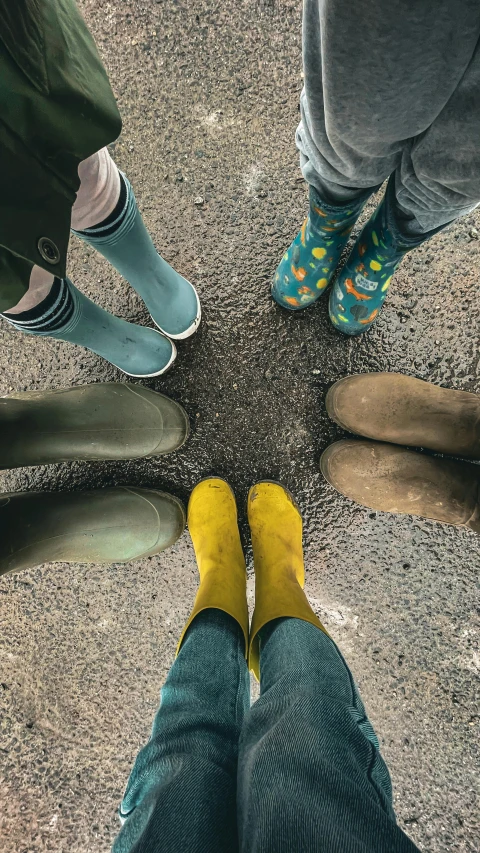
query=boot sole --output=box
[151,282,202,340]
[319,443,339,487]
[139,488,187,534]
[114,335,177,378]
[271,287,318,312]
[170,402,191,453]
[148,394,191,455]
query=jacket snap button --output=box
[37,237,60,265]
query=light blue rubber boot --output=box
[272,186,368,311]
[72,175,201,340]
[6,278,176,378]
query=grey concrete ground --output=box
[0,1,479,851]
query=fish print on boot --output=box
[272,186,367,310]
[329,181,416,335]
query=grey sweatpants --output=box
[298,0,480,232]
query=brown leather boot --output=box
[320,439,480,531]
[325,373,480,459]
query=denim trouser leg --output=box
[237,618,420,853]
[112,609,249,853]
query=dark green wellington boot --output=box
[325,373,480,459]
[0,383,190,469]
[0,487,186,577]
[320,439,480,531]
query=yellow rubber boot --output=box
[177,478,249,656]
[248,481,329,679]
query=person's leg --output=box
[298,0,480,205]
[1,273,176,378]
[113,478,250,853]
[3,150,121,316]
[327,176,444,335]
[0,147,201,376]
[238,619,419,852]
[275,0,480,317]
[113,610,249,853]
[328,59,480,334]
[394,31,480,235]
[271,185,373,310]
[5,148,200,338]
[237,482,419,852]
[0,168,176,378]
[327,49,480,336]
[71,149,201,340]
[4,265,56,315]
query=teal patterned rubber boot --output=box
[272,186,369,311]
[329,179,427,335]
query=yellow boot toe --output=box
[248,481,328,678]
[177,478,249,656]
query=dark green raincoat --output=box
[0,0,122,312]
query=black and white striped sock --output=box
[2,174,129,334]
[74,171,129,240]
[1,277,75,333]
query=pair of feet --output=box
[4,176,201,378]
[183,478,327,680]
[272,183,409,335]
[0,383,192,576]
[1,452,325,683]
[321,373,480,531]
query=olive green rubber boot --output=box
[0,383,190,469]
[320,439,480,531]
[0,487,186,577]
[326,373,480,459]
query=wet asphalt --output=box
[0,1,479,851]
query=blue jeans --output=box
[113,611,419,852]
